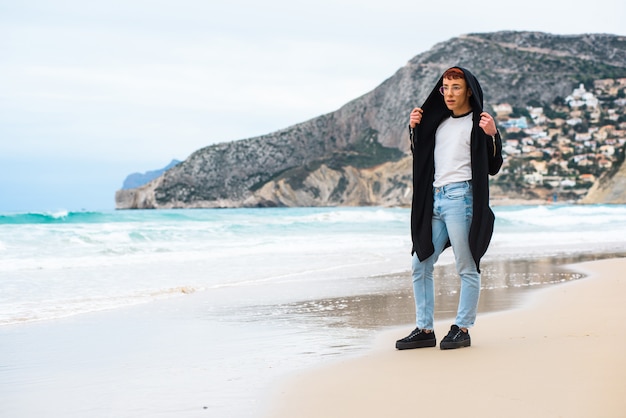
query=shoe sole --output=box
[440,340,471,350]
[396,339,437,350]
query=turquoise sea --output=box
[1,205,626,417]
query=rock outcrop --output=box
[249,156,413,207]
[580,158,626,204]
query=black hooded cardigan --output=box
[410,67,503,272]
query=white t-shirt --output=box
[433,112,473,187]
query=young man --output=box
[396,67,503,350]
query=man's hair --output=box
[442,68,465,80]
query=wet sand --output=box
[265,257,626,418]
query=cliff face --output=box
[116,31,626,209]
[580,159,626,204]
[249,156,413,207]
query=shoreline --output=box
[264,257,626,418]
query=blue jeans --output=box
[412,180,480,330]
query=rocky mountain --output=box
[115,31,626,209]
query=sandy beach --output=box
[265,257,626,418]
[3,204,626,417]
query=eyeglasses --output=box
[439,85,464,95]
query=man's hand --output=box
[479,112,497,136]
[409,107,423,128]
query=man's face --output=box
[441,77,472,115]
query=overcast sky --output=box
[1,0,625,212]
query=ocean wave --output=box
[494,204,626,229]
[296,208,407,224]
[0,210,108,224]
[2,205,625,326]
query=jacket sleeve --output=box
[487,130,503,175]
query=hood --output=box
[418,66,484,136]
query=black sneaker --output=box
[440,325,471,350]
[395,327,436,350]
